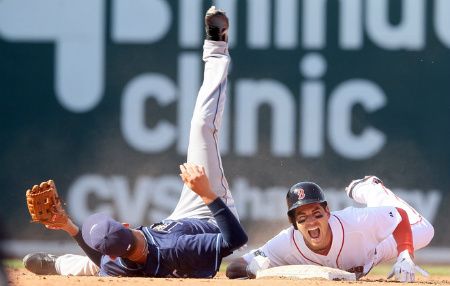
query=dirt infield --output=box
[6,268,450,286]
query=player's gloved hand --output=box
[387,250,429,282]
[26,180,69,229]
[246,255,270,279]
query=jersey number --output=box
[151,221,182,233]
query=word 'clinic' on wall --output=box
[121,52,386,159]
[2,0,447,158]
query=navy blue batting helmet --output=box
[286,182,326,216]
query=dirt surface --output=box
[6,268,450,286]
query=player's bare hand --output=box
[179,163,210,193]
[179,163,216,200]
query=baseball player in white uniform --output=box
[226,176,434,282]
[23,6,239,276]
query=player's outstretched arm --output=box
[227,254,270,279]
[387,207,429,282]
[179,162,248,252]
[25,180,104,267]
[26,180,79,236]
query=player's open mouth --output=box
[308,228,320,239]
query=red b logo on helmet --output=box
[294,188,305,200]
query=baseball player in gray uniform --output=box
[23,6,240,276]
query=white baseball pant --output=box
[348,176,434,264]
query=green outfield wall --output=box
[0,1,449,251]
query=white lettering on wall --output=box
[120,52,231,155]
[68,175,115,222]
[366,0,425,50]
[233,64,386,159]
[0,0,105,112]
[67,174,442,225]
[247,0,271,49]
[178,0,202,48]
[68,174,181,225]
[339,0,363,49]
[328,79,387,159]
[3,1,449,159]
[300,82,325,157]
[275,0,298,49]
[112,0,171,43]
[300,53,327,157]
[434,0,450,48]
[302,0,327,49]
[177,53,200,155]
[235,79,295,156]
[121,73,177,152]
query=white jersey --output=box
[243,176,434,278]
[243,206,402,276]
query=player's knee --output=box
[413,220,435,250]
[422,221,435,246]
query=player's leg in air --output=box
[166,6,237,222]
[345,176,434,263]
[23,6,236,276]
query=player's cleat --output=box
[345,176,382,199]
[23,252,58,275]
[205,6,229,42]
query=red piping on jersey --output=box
[332,215,345,268]
[291,216,345,268]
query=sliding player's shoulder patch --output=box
[256,265,356,281]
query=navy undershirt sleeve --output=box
[207,198,248,252]
[72,230,103,267]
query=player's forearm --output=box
[72,230,103,267]
[59,219,103,267]
[60,219,80,236]
[207,198,248,251]
[198,188,218,205]
[393,207,414,256]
